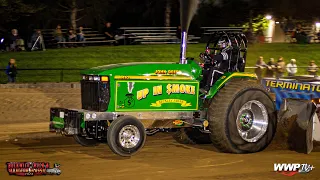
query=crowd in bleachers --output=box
[1,21,119,51]
[254,56,319,80]
[1,20,320,52]
[281,19,320,44]
[53,24,86,48]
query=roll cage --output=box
[205,28,248,72]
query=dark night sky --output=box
[1,0,319,35]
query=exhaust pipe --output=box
[180,31,188,64]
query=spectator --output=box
[293,24,308,44]
[276,57,286,78]
[68,27,77,47]
[54,25,66,48]
[286,59,297,76]
[104,22,114,40]
[254,56,267,80]
[103,22,119,45]
[10,29,25,51]
[307,60,318,76]
[77,26,85,46]
[265,58,276,77]
[5,59,17,83]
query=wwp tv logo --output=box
[274,163,315,176]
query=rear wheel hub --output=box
[236,100,269,143]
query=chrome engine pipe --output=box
[180,31,188,64]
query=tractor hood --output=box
[81,61,203,80]
[81,62,175,74]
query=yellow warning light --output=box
[101,76,109,82]
[203,120,209,128]
[173,120,184,126]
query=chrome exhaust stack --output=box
[180,31,188,64]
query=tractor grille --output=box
[81,80,110,112]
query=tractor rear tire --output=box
[73,135,99,147]
[173,128,211,144]
[208,79,277,153]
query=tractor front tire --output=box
[107,116,146,157]
[173,128,211,144]
[208,79,277,153]
[73,135,99,147]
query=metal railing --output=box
[0,68,84,83]
[200,27,245,36]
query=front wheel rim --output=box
[236,100,269,143]
[118,125,141,149]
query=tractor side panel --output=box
[114,80,199,111]
[206,72,257,99]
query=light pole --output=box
[265,15,274,43]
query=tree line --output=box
[1,0,318,33]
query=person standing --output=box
[307,60,318,76]
[254,56,267,81]
[286,59,297,76]
[5,59,17,83]
[276,57,286,78]
[265,58,276,77]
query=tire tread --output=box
[208,79,275,153]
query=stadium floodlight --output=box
[266,15,272,20]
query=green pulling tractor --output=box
[50,29,277,156]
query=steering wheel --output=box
[199,50,219,67]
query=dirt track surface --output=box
[0,88,319,180]
[0,133,319,180]
[0,88,81,124]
